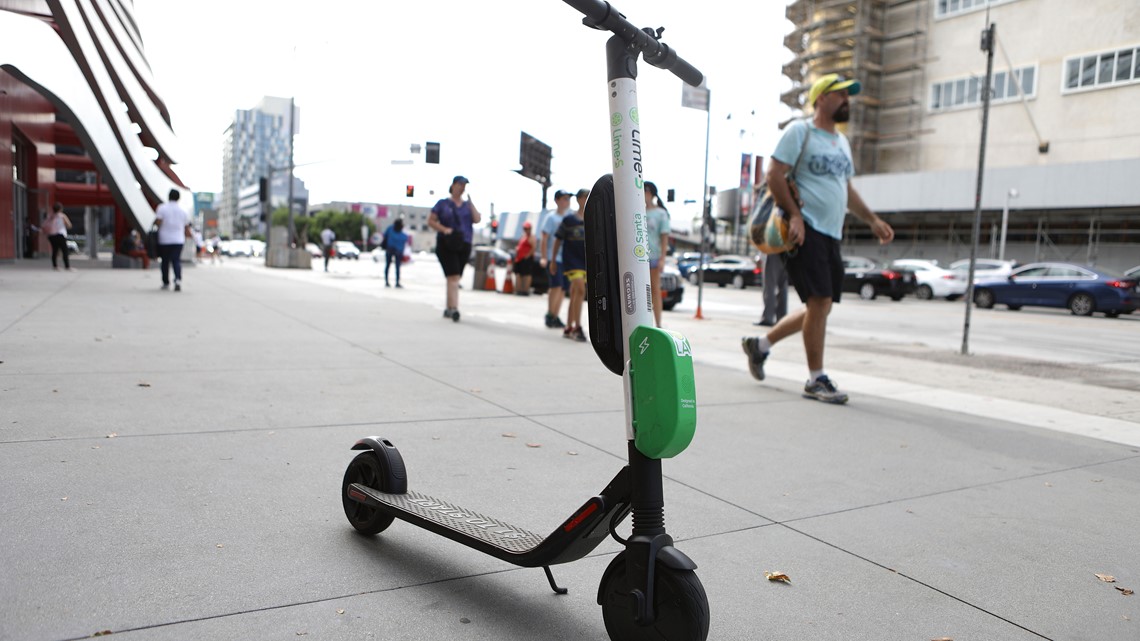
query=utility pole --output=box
[287,95,296,245]
[961,20,996,356]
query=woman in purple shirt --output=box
[428,175,482,322]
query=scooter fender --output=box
[349,437,408,494]
[656,544,698,571]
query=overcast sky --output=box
[134,1,793,218]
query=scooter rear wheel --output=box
[599,551,710,641]
[341,451,397,535]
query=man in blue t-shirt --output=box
[539,190,572,329]
[382,219,409,288]
[552,206,587,342]
[741,74,895,405]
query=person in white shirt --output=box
[319,226,336,272]
[42,202,73,271]
[155,189,191,291]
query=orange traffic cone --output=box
[501,274,515,294]
[484,270,496,291]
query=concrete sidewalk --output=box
[1,259,1137,641]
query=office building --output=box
[220,97,298,239]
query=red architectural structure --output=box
[0,0,187,261]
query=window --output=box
[936,0,1020,19]
[1064,45,1140,92]
[929,64,1037,112]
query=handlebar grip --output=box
[644,42,703,86]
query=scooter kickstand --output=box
[543,566,569,595]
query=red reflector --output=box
[1108,280,1135,289]
[753,268,761,274]
[564,502,599,532]
[882,270,897,280]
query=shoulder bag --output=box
[748,124,813,255]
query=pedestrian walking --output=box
[643,182,670,328]
[429,175,480,322]
[539,190,572,329]
[551,204,587,342]
[43,203,74,271]
[209,235,222,264]
[756,252,788,326]
[154,189,192,291]
[741,74,894,404]
[513,221,535,296]
[320,226,336,272]
[382,219,409,288]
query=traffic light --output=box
[258,177,268,203]
[667,188,675,202]
[406,185,414,198]
[425,142,440,164]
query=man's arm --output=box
[847,183,894,244]
[550,238,562,273]
[539,231,550,266]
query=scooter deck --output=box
[350,486,545,553]
[347,466,631,568]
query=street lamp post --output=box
[999,187,1018,261]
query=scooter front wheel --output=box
[341,452,397,535]
[599,551,710,641]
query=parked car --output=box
[890,259,967,300]
[220,239,254,257]
[661,264,684,311]
[305,242,323,258]
[949,258,1018,281]
[973,262,1138,317]
[66,238,80,255]
[334,241,360,259]
[842,256,915,301]
[1125,265,1140,280]
[689,255,763,289]
[675,251,704,279]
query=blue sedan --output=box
[973,262,1139,318]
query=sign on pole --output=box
[681,80,710,111]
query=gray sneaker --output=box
[741,337,768,381]
[803,375,849,404]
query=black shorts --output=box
[436,243,472,277]
[783,224,843,304]
[514,256,534,277]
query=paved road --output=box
[265,254,1140,427]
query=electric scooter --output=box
[340,2,708,638]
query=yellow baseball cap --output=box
[808,73,861,107]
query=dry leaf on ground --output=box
[106,433,117,439]
[501,433,516,438]
[764,571,791,583]
[526,443,542,448]
[1116,587,1134,596]
[932,637,953,641]
[137,382,151,387]
[336,609,345,614]
[1096,573,1116,583]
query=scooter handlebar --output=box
[563,0,704,86]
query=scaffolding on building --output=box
[782,0,930,174]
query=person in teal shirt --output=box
[644,181,671,328]
[741,74,895,405]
